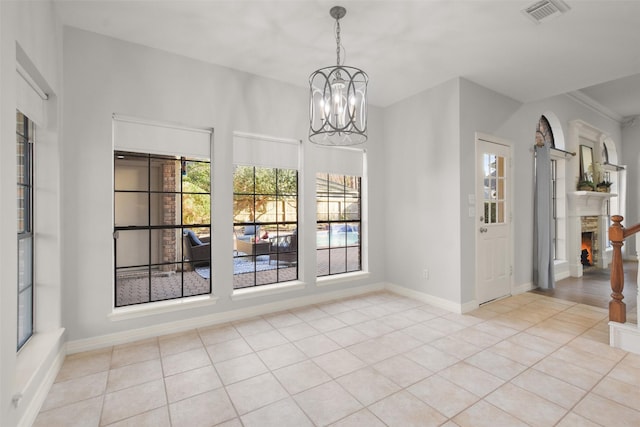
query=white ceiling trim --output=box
[565,91,624,124]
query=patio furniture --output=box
[269,233,297,265]
[236,238,271,256]
[236,224,261,242]
[183,230,211,266]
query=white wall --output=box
[461,81,622,303]
[61,27,386,342]
[383,78,462,304]
[383,76,623,309]
[459,79,522,303]
[622,120,640,257]
[0,1,63,425]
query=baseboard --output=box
[67,282,385,354]
[554,260,571,281]
[460,299,479,313]
[512,282,535,295]
[384,283,461,313]
[609,321,640,355]
[17,330,66,427]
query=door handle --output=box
[479,227,488,233]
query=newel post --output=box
[609,215,626,323]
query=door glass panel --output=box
[495,155,506,223]
[497,156,505,178]
[484,202,490,224]
[482,151,507,225]
[490,177,497,200]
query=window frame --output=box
[316,173,362,277]
[537,115,564,261]
[551,158,558,259]
[17,110,35,351]
[113,151,212,308]
[233,165,299,289]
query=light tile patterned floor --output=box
[35,291,640,426]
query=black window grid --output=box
[316,174,362,277]
[113,151,211,307]
[17,111,34,351]
[233,166,298,289]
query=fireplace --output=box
[568,191,614,277]
[580,216,599,267]
[581,232,593,266]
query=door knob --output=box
[479,227,488,233]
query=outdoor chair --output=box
[236,224,261,242]
[183,229,211,266]
[269,232,297,265]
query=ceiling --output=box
[53,0,640,119]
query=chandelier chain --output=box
[335,19,341,66]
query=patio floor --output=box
[116,247,358,306]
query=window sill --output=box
[231,280,306,301]
[316,271,370,287]
[15,328,65,396]
[108,294,219,321]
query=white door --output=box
[476,136,512,304]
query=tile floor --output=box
[35,291,640,426]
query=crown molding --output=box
[566,90,624,124]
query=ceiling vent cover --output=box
[523,0,570,23]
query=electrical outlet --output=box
[423,269,429,280]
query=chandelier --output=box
[309,6,368,146]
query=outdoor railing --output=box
[608,215,640,323]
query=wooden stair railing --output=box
[609,215,640,323]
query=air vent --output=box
[522,0,570,23]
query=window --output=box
[316,174,361,276]
[233,166,298,288]
[602,139,623,249]
[551,159,558,259]
[113,151,211,307]
[537,115,561,260]
[17,111,34,350]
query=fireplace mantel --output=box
[568,191,616,217]
[567,191,616,276]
